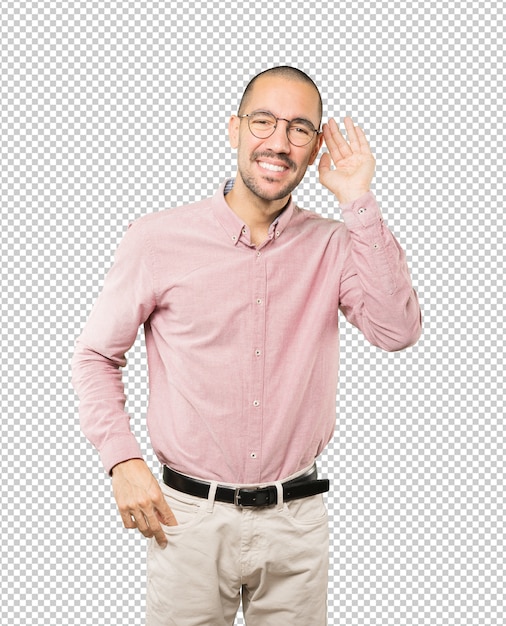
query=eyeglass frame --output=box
[237,110,322,147]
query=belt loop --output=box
[275,481,284,512]
[207,481,218,513]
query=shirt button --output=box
[250,452,257,459]
[373,243,379,249]
[255,349,261,356]
[253,400,260,407]
[275,230,280,237]
[256,251,261,257]
[231,235,237,242]
[358,207,367,214]
[256,298,263,305]
[242,227,247,235]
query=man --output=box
[72,66,421,625]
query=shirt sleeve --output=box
[338,191,422,351]
[71,218,157,474]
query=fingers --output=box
[323,118,352,162]
[323,117,371,160]
[145,506,169,547]
[119,499,174,548]
[158,499,178,527]
[119,509,138,529]
[112,460,175,548]
[343,116,360,148]
[354,124,372,152]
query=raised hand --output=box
[318,117,376,204]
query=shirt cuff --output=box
[339,191,383,231]
[99,434,144,475]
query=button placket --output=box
[246,248,267,475]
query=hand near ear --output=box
[318,117,376,204]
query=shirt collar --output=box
[212,178,296,246]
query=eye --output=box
[289,123,313,138]
[291,125,312,137]
[251,114,276,127]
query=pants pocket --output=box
[283,493,328,527]
[159,484,205,534]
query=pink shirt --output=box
[72,180,421,481]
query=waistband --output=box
[162,464,330,507]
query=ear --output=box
[228,115,240,149]
[308,132,324,166]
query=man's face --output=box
[229,76,324,203]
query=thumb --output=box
[318,151,332,180]
[155,491,178,526]
[159,499,178,526]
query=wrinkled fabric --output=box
[72,180,421,480]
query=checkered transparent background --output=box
[1,1,504,624]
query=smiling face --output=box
[228,75,324,205]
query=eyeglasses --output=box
[238,111,321,147]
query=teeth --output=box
[259,161,286,172]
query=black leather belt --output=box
[163,465,330,507]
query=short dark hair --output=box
[238,66,323,126]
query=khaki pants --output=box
[146,468,329,625]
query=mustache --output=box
[251,151,296,170]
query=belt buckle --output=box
[234,486,272,507]
[235,487,259,506]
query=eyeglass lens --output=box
[247,112,316,146]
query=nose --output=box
[262,120,291,153]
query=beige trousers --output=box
[146,468,329,625]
